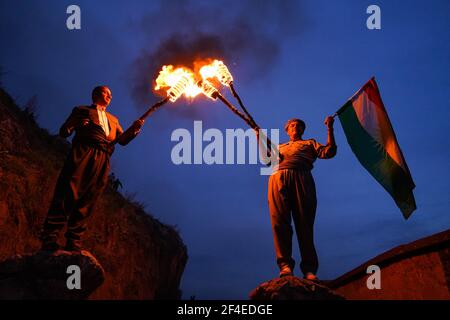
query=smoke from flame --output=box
[129,0,304,113]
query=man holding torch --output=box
[256,116,336,280]
[40,86,144,251]
[197,59,339,280]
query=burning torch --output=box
[201,60,258,129]
[113,71,193,145]
[200,60,276,158]
[138,69,195,120]
[198,79,277,161]
[198,79,255,129]
[133,72,193,121]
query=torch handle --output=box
[229,82,258,129]
[215,93,275,151]
[111,97,170,146]
[139,96,170,121]
[215,93,256,129]
[227,83,275,152]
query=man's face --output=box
[287,121,304,140]
[94,87,112,107]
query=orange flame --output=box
[154,65,202,102]
[198,79,219,100]
[199,60,233,86]
[153,59,231,102]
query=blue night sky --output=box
[1,0,449,299]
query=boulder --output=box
[250,276,345,300]
[0,250,105,299]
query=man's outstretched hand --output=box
[324,116,334,130]
[133,119,145,130]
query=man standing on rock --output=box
[256,116,336,280]
[40,86,144,251]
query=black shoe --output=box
[279,266,294,277]
[41,241,59,252]
[304,272,319,282]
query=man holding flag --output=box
[256,116,337,280]
[255,77,415,281]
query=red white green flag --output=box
[337,78,416,219]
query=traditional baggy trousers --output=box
[40,105,139,247]
[268,168,318,275]
[41,140,111,246]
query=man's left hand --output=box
[133,119,145,130]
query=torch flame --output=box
[154,65,202,102]
[153,59,232,102]
[198,79,219,100]
[199,60,233,87]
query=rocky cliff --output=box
[0,88,188,299]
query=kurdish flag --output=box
[337,78,416,219]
